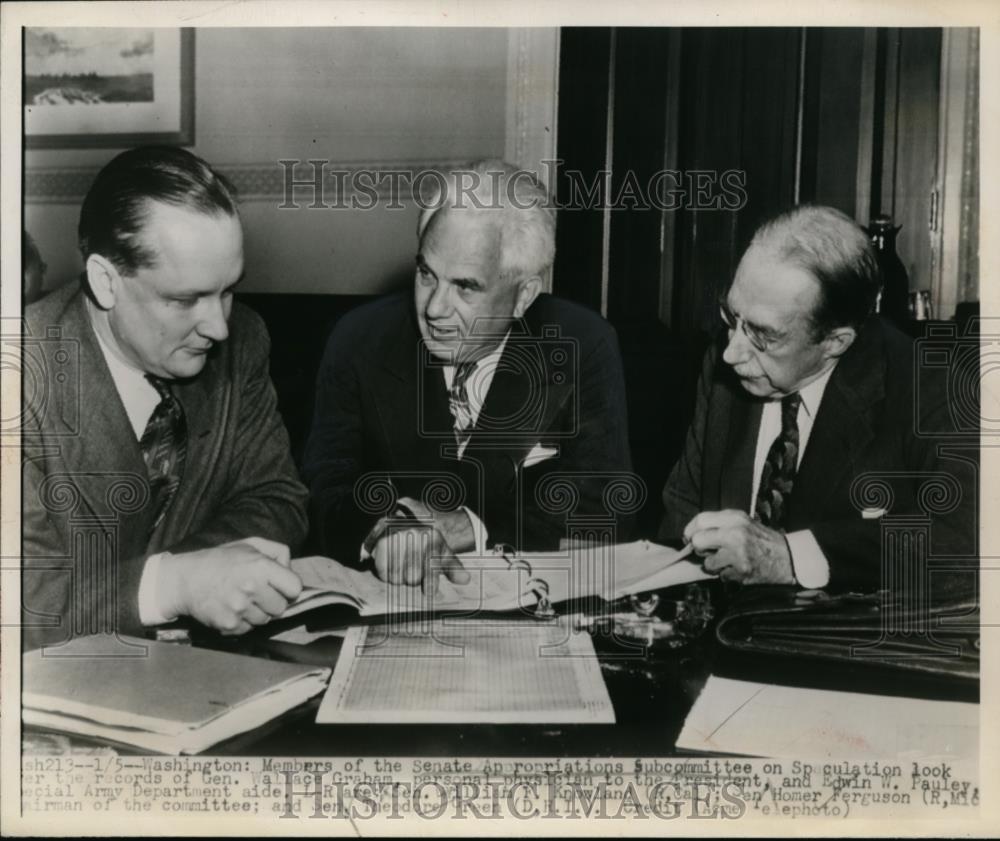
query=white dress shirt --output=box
[93,326,161,437]
[750,365,836,589]
[90,311,174,624]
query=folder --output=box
[23,635,331,754]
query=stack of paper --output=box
[23,635,331,754]
[317,618,615,724]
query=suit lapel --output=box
[370,299,575,467]
[55,292,156,543]
[471,310,572,457]
[793,321,884,519]
[720,383,760,511]
[370,305,451,468]
[165,349,225,536]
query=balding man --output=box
[659,205,976,591]
[303,160,633,589]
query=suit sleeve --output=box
[300,319,374,561]
[168,316,309,556]
[657,346,715,542]
[21,445,149,650]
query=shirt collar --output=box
[796,363,836,418]
[87,303,149,388]
[443,330,511,386]
[86,301,160,439]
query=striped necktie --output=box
[754,392,801,530]
[139,375,187,532]
[447,361,477,449]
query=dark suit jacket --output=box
[22,283,309,649]
[659,317,978,592]
[302,292,635,561]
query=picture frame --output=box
[24,28,194,148]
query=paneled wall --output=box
[554,26,978,334]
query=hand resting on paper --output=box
[683,509,795,585]
[157,537,303,634]
[362,497,473,594]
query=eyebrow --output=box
[415,254,437,278]
[167,272,245,299]
[416,255,484,291]
[745,317,782,340]
[722,299,785,343]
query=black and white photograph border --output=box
[1,0,997,837]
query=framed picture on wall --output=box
[24,28,193,148]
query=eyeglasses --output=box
[718,299,777,353]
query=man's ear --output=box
[512,275,542,318]
[822,325,857,360]
[85,255,121,311]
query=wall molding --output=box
[504,29,560,186]
[504,28,560,292]
[933,27,979,318]
[25,159,472,204]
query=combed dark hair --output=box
[748,205,881,337]
[78,146,238,274]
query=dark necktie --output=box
[139,375,187,531]
[447,361,477,449]
[754,392,802,530]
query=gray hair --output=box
[417,159,555,281]
[747,204,881,336]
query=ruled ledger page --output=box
[316,618,615,724]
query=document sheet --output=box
[677,675,978,759]
[317,618,615,724]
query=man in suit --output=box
[303,160,633,590]
[22,146,308,649]
[659,205,976,591]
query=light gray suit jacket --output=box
[22,283,308,649]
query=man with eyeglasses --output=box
[658,205,975,591]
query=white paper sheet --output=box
[316,618,615,724]
[677,675,978,760]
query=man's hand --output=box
[683,509,796,585]
[363,497,472,593]
[158,537,302,634]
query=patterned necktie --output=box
[754,392,802,530]
[447,361,477,449]
[139,375,187,532]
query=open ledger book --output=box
[284,540,711,621]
